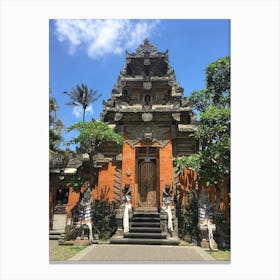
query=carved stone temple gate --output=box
[97,39,198,210]
[62,39,199,245]
[97,39,198,245]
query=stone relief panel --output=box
[125,122,170,148]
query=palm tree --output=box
[64,83,101,122]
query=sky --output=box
[49,19,230,149]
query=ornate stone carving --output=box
[116,153,122,161]
[71,185,94,243]
[172,113,180,121]
[144,132,153,142]
[136,38,157,54]
[113,164,122,203]
[144,58,151,66]
[114,112,123,121]
[125,122,170,148]
[143,81,152,90]
[181,97,190,107]
[197,189,218,250]
[125,168,132,176]
[142,112,153,122]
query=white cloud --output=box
[72,105,93,119]
[54,19,160,59]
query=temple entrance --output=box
[136,147,159,208]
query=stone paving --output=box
[66,244,215,263]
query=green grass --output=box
[179,240,196,246]
[206,249,231,261]
[49,241,87,261]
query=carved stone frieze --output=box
[125,122,170,148]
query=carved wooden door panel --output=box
[138,160,157,207]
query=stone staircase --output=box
[49,229,65,240]
[110,209,180,245]
[54,204,67,214]
[49,204,67,240]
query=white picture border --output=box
[0,0,279,279]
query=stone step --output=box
[49,230,65,235]
[133,211,160,218]
[134,207,158,212]
[124,232,167,239]
[49,234,61,240]
[110,237,180,246]
[132,217,160,222]
[131,222,160,228]
[54,205,67,214]
[129,227,162,233]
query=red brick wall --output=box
[121,139,136,206]
[94,162,117,202]
[159,137,173,206]
[178,167,230,210]
[66,183,87,223]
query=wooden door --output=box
[136,147,159,208]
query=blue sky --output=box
[49,19,230,149]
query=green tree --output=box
[64,83,101,122]
[180,56,230,210]
[49,94,64,153]
[67,121,124,191]
[178,189,199,242]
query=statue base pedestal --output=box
[74,237,91,246]
[198,222,218,251]
[200,238,218,250]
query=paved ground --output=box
[64,244,215,263]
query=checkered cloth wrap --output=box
[198,208,206,221]
[78,209,84,222]
[84,206,92,221]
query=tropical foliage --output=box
[178,189,199,243]
[67,121,124,191]
[49,93,64,153]
[64,83,101,122]
[179,56,230,205]
[92,199,118,239]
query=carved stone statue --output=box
[122,183,132,233]
[198,189,211,223]
[161,184,174,235]
[197,188,217,250]
[162,184,173,206]
[122,183,132,203]
[71,184,94,243]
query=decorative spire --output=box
[136,38,157,54]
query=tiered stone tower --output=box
[98,39,198,209]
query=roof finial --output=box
[136,39,157,54]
